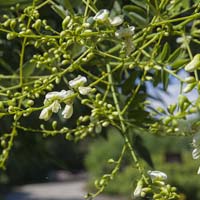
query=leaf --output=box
[0,0,32,7]
[171,58,189,69]
[123,5,147,26]
[133,134,154,168]
[22,61,35,78]
[161,68,169,91]
[55,0,75,15]
[122,70,139,95]
[167,48,182,63]
[158,42,171,62]
[129,0,147,9]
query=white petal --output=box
[50,100,61,113]
[115,26,135,39]
[39,107,52,121]
[78,86,92,95]
[193,133,200,147]
[69,75,87,89]
[192,148,200,159]
[109,15,123,26]
[148,170,167,181]
[62,103,73,119]
[133,182,142,197]
[93,9,109,23]
[197,166,200,175]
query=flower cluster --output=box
[192,133,200,174]
[39,75,91,121]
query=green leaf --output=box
[122,70,139,95]
[55,0,75,15]
[123,5,147,26]
[133,134,154,168]
[161,68,169,91]
[0,0,31,7]
[158,42,171,62]
[22,61,35,78]
[129,0,147,9]
[167,47,182,63]
[171,58,189,69]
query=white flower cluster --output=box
[133,170,168,198]
[93,9,123,26]
[39,75,91,121]
[192,133,200,174]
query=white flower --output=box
[45,90,73,101]
[109,15,123,26]
[198,166,200,175]
[148,170,167,182]
[185,54,200,72]
[115,26,135,39]
[39,106,52,121]
[49,100,61,113]
[62,103,73,119]
[133,180,143,198]
[69,75,87,89]
[93,9,110,23]
[78,86,92,95]
[192,148,200,159]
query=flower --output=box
[109,15,124,26]
[176,35,191,48]
[50,100,61,113]
[78,86,92,95]
[93,9,110,23]
[39,106,52,121]
[133,180,143,198]
[185,54,200,72]
[115,26,135,39]
[192,148,200,159]
[39,90,74,121]
[62,103,73,119]
[192,133,200,147]
[69,75,87,89]
[148,170,167,182]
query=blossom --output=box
[93,9,110,23]
[109,15,123,26]
[62,103,73,119]
[192,148,200,159]
[39,106,52,121]
[193,133,200,147]
[78,86,92,95]
[185,54,200,72]
[176,35,191,48]
[39,90,74,121]
[133,180,143,198]
[148,170,167,182]
[50,100,61,113]
[115,26,135,39]
[69,75,87,89]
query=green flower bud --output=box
[183,83,196,93]
[62,16,71,30]
[6,32,17,40]
[185,54,200,72]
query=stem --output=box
[106,64,148,184]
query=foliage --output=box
[0,0,200,199]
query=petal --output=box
[115,26,135,39]
[62,103,73,119]
[78,86,92,95]
[193,133,200,147]
[50,100,61,113]
[192,148,200,159]
[69,75,87,89]
[185,54,200,72]
[39,107,52,121]
[109,15,123,26]
[148,170,167,181]
[93,9,109,23]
